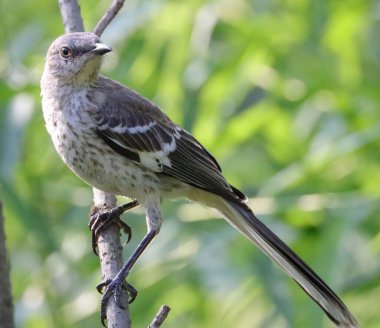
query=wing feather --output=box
[92,76,244,201]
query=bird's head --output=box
[43,32,112,85]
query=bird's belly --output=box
[51,124,159,201]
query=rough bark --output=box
[92,189,131,328]
[148,305,171,328]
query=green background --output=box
[1,0,379,327]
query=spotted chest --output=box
[42,87,160,201]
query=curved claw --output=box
[89,201,139,255]
[100,280,117,326]
[98,278,138,325]
[125,282,137,304]
[90,211,131,256]
[96,279,111,294]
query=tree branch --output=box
[57,1,171,327]
[92,189,130,328]
[148,305,171,328]
[93,0,125,36]
[58,0,85,33]
[0,201,14,328]
[57,2,130,327]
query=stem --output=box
[148,305,171,328]
[92,189,131,328]
[93,0,125,36]
[58,0,85,33]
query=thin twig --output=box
[93,0,125,36]
[148,305,171,328]
[58,0,85,33]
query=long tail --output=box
[213,197,358,327]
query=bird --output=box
[40,32,359,327]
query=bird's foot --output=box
[89,205,132,256]
[96,229,157,326]
[89,200,139,255]
[97,278,138,327]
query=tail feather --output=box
[217,198,358,328]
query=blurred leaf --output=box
[1,0,379,327]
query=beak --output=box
[92,43,112,55]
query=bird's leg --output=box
[100,229,158,326]
[89,200,139,255]
[99,204,162,326]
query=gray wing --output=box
[93,82,245,201]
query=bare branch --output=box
[93,188,118,208]
[58,0,85,33]
[148,305,171,328]
[0,201,14,328]
[93,0,125,37]
[58,2,130,327]
[92,189,131,328]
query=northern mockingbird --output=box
[40,32,358,327]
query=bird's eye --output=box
[60,47,72,59]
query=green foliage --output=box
[1,0,380,327]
